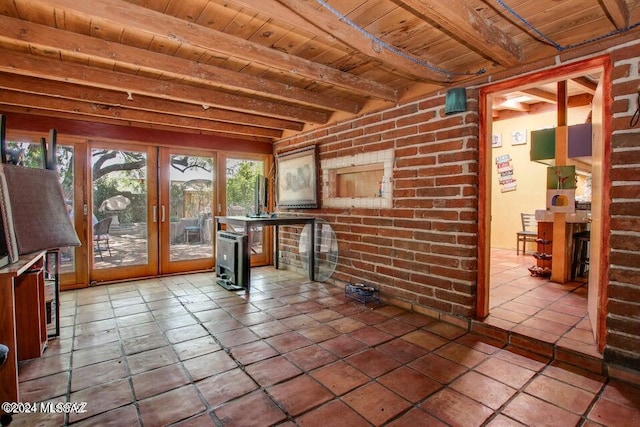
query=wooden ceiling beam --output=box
[0,49,330,124]
[600,0,630,28]
[571,77,598,95]
[0,73,303,131]
[520,88,557,103]
[400,0,523,67]
[274,0,451,82]
[39,0,398,102]
[0,90,282,138]
[0,15,361,114]
[0,104,274,142]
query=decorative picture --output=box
[492,133,502,148]
[546,166,576,190]
[511,130,527,145]
[276,145,318,208]
[547,189,576,212]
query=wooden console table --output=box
[0,251,48,404]
[215,215,317,287]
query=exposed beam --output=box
[0,15,361,114]
[494,97,530,112]
[0,73,303,131]
[229,0,339,45]
[0,105,274,142]
[0,49,330,124]
[571,77,598,95]
[400,0,523,67]
[0,91,282,138]
[600,0,630,28]
[520,88,557,103]
[275,0,451,81]
[39,0,398,101]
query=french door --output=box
[90,143,216,283]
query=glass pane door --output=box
[90,144,157,282]
[160,148,215,274]
[225,157,268,265]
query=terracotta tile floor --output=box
[9,267,640,426]
[486,248,600,359]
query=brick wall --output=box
[274,37,640,370]
[606,42,640,369]
[274,94,480,318]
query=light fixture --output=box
[445,87,467,115]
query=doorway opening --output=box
[478,57,610,360]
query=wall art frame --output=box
[276,145,318,209]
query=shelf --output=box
[533,252,552,260]
[528,266,552,277]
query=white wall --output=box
[490,106,591,250]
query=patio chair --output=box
[93,217,113,259]
[184,213,207,244]
[516,213,537,255]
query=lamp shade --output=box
[445,88,467,115]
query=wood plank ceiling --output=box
[0,0,638,143]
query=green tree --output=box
[226,160,261,213]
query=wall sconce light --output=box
[445,87,467,115]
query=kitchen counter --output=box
[535,209,590,223]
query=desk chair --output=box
[516,213,537,255]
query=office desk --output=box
[215,216,316,286]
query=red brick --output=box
[437,149,476,164]
[606,314,640,336]
[410,272,451,289]
[607,331,640,353]
[416,186,461,198]
[382,126,418,141]
[413,230,456,244]
[414,253,460,268]
[383,104,419,121]
[610,201,640,216]
[419,140,464,154]
[395,155,437,168]
[417,165,463,177]
[609,267,640,284]
[612,79,640,97]
[611,217,640,233]
[376,265,411,280]
[611,249,640,269]
[396,110,437,127]
[364,121,394,135]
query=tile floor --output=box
[486,248,599,359]
[9,267,640,426]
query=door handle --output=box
[161,205,166,223]
[152,205,157,223]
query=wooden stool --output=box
[571,230,590,280]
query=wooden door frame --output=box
[477,56,611,351]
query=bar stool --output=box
[571,230,590,280]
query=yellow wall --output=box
[490,106,591,250]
